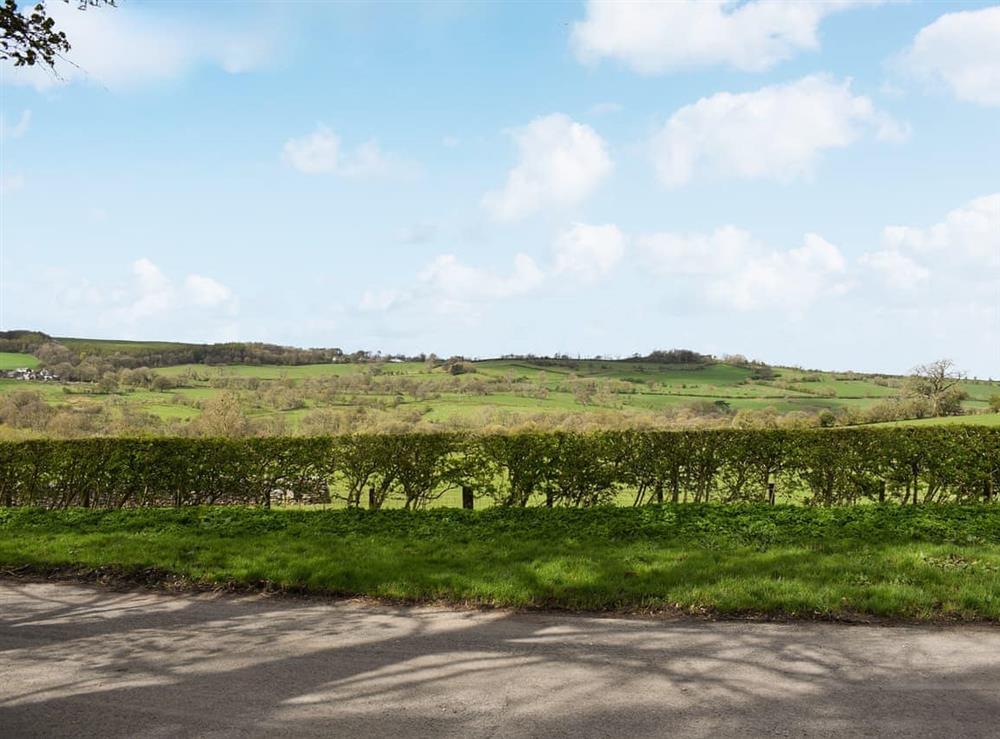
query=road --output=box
[1,581,999,737]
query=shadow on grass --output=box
[6,527,998,619]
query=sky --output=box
[0,0,998,376]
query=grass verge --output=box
[3,505,1000,621]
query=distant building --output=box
[2,367,59,382]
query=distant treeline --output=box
[498,349,717,366]
[102,342,346,368]
[0,330,347,369]
[0,330,49,354]
[1,428,996,509]
[3,330,742,372]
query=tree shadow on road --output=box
[1,581,998,738]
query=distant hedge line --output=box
[0,428,997,509]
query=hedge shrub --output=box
[0,427,996,509]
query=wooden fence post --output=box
[768,481,776,505]
[984,479,992,504]
[368,485,376,510]
[879,481,886,504]
[462,485,474,510]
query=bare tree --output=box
[903,359,967,416]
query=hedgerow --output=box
[0,427,996,509]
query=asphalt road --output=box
[2,581,999,737]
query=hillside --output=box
[0,330,345,367]
[0,334,997,438]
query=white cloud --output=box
[185,274,234,307]
[360,253,544,320]
[862,193,1000,292]
[856,196,999,365]
[571,0,873,74]
[651,75,906,187]
[283,126,416,179]
[898,6,1000,107]
[882,193,1000,267]
[858,250,930,289]
[92,259,239,323]
[129,258,175,320]
[0,110,31,139]
[4,3,274,91]
[418,253,544,302]
[340,140,418,179]
[283,126,340,174]
[483,113,612,221]
[33,263,241,344]
[642,227,849,311]
[553,223,626,282]
[708,234,847,311]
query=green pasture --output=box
[0,352,40,370]
[55,337,199,355]
[958,381,1000,402]
[155,362,428,379]
[141,403,201,421]
[5,505,1000,620]
[0,378,66,399]
[2,355,997,430]
[879,413,1000,428]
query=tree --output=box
[189,392,253,438]
[97,371,118,394]
[35,341,73,366]
[903,359,967,417]
[1,1,114,70]
[475,433,556,507]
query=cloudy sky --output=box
[1,1,998,375]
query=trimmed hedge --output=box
[0,427,997,509]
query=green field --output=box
[880,414,1000,428]
[2,341,997,435]
[4,505,1000,620]
[55,337,201,356]
[155,362,386,379]
[0,352,40,370]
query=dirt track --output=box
[2,581,998,737]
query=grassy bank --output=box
[3,505,1000,620]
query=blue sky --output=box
[1,0,998,376]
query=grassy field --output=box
[879,414,1000,427]
[2,349,997,432]
[3,505,1000,620]
[0,352,40,370]
[54,337,201,356]
[156,362,382,379]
